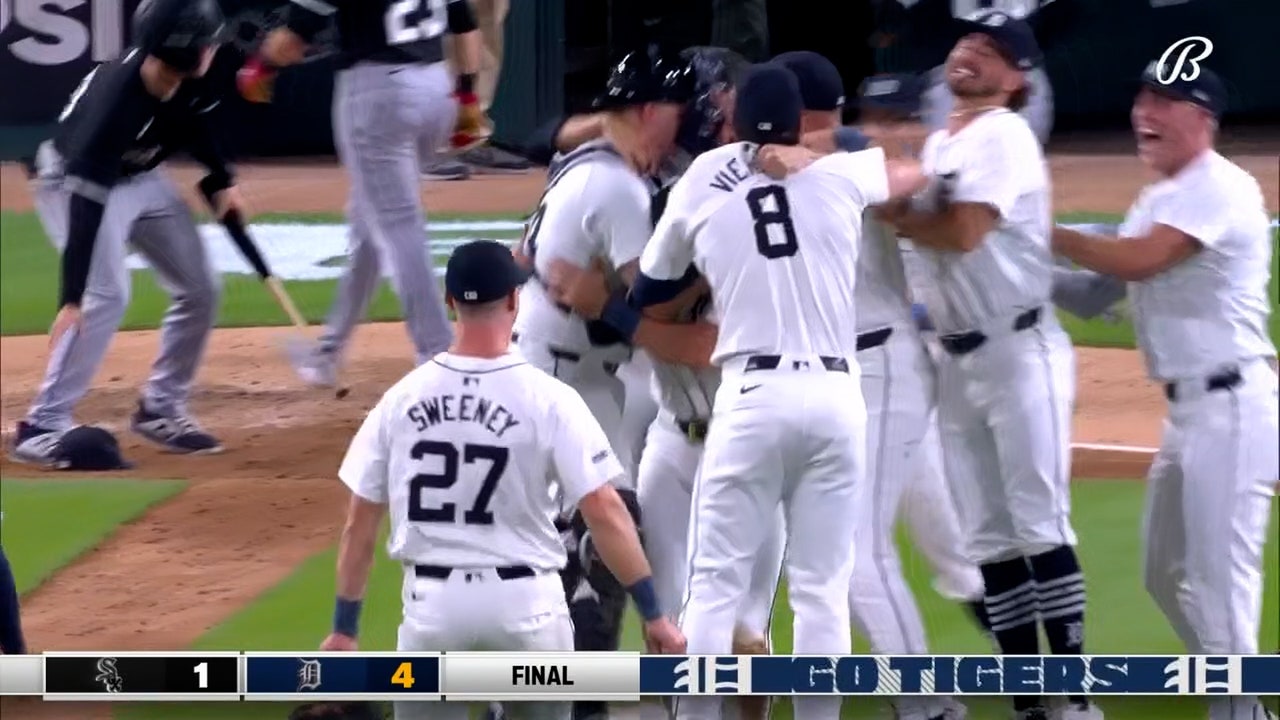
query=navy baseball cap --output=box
[53,426,133,471]
[858,73,924,115]
[1139,60,1227,117]
[734,64,803,145]
[770,51,845,111]
[445,240,530,305]
[958,11,1042,71]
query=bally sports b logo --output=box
[1154,36,1214,84]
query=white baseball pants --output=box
[677,356,864,720]
[618,351,660,481]
[852,328,955,720]
[1142,358,1279,720]
[637,412,785,636]
[394,568,572,720]
[936,313,1078,563]
[900,413,986,603]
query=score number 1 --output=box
[194,662,208,689]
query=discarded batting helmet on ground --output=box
[288,702,386,720]
[52,426,133,471]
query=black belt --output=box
[938,307,1042,356]
[743,355,849,373]
[1164,367,1243,402]
[678,418,710,443]
[856,327,893,352]
[414,564,535,581]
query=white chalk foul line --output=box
[1072,442,1158,454]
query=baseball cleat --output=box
[483,702,506,720]
[130,402,223,454]
[1014,707,1050,720]
[10,422,66,466]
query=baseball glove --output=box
[287,701,385,720]
[452,91,493,151]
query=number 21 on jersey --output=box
[385,0,446,46]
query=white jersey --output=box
[857,213,916,332]
[1118,150,1276,381]
[515,140,654,355]
[338,350,625,569]
[650,291,722,421]
[641,142,891,365]
[912,109,1053,333]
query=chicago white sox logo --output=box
[1154,36,1214,84]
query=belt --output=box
[1164,367,1243,402]
[743,355,849,373]
[938,307,1042,356]
[856,327,893,352]
[511,332,582,363]
[414,564,536,581]
[677,418,710,443]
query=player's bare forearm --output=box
[557,114,606,152]
[893,203,992,253]
[634,320,716,368]
[577,485,653,586]
[334,495,384,601]
[1051,225,1198,282]
[452,30,482,76]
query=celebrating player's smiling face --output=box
[1131,86,1214,175]
[945,33,1021,100]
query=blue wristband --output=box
[911,303,934,332]
[600,291,641,343]
[333,597,362,637]
[627,576,663,622]
[833,126,871,152]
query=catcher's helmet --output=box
[132,0,225,74]
[591,47,696,111]
[675,46,750,157]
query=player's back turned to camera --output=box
[638,65,926,720]
[325,240,684,720]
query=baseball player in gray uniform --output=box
[1052,61,1278,720]
[245,0,484,381]
[11,0,234,462]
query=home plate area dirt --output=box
[0,149,1274,720]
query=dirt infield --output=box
[0,146,1274,694]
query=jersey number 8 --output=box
[747,185,799,259]
[409,441,508,526]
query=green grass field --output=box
[1,209,1276,718]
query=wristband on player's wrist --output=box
[599,291,641,343]
[626,576,662,622]
[333,597,362,637]
[833,126,870,152]
[456,73,476,96]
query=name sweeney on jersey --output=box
[407,392,519,438]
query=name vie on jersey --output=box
[338,354,624,569]
[640,142,891,365]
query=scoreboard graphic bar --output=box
[42,652,241,701]
[244,652,441,701]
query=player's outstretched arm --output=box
[321,493,386,652]
[1051,224,1202,282]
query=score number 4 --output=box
[392,662,415,688]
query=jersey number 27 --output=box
[385,0,447,47]
[748,186,799,259]
[408,441,508,526]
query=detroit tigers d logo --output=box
[1155,36,1214,84]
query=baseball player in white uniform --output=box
[633,63,926,720]
[321,240,684,720]
[773,52,967,720]
[876,13,1098,720]
[1051,61,1278,720]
